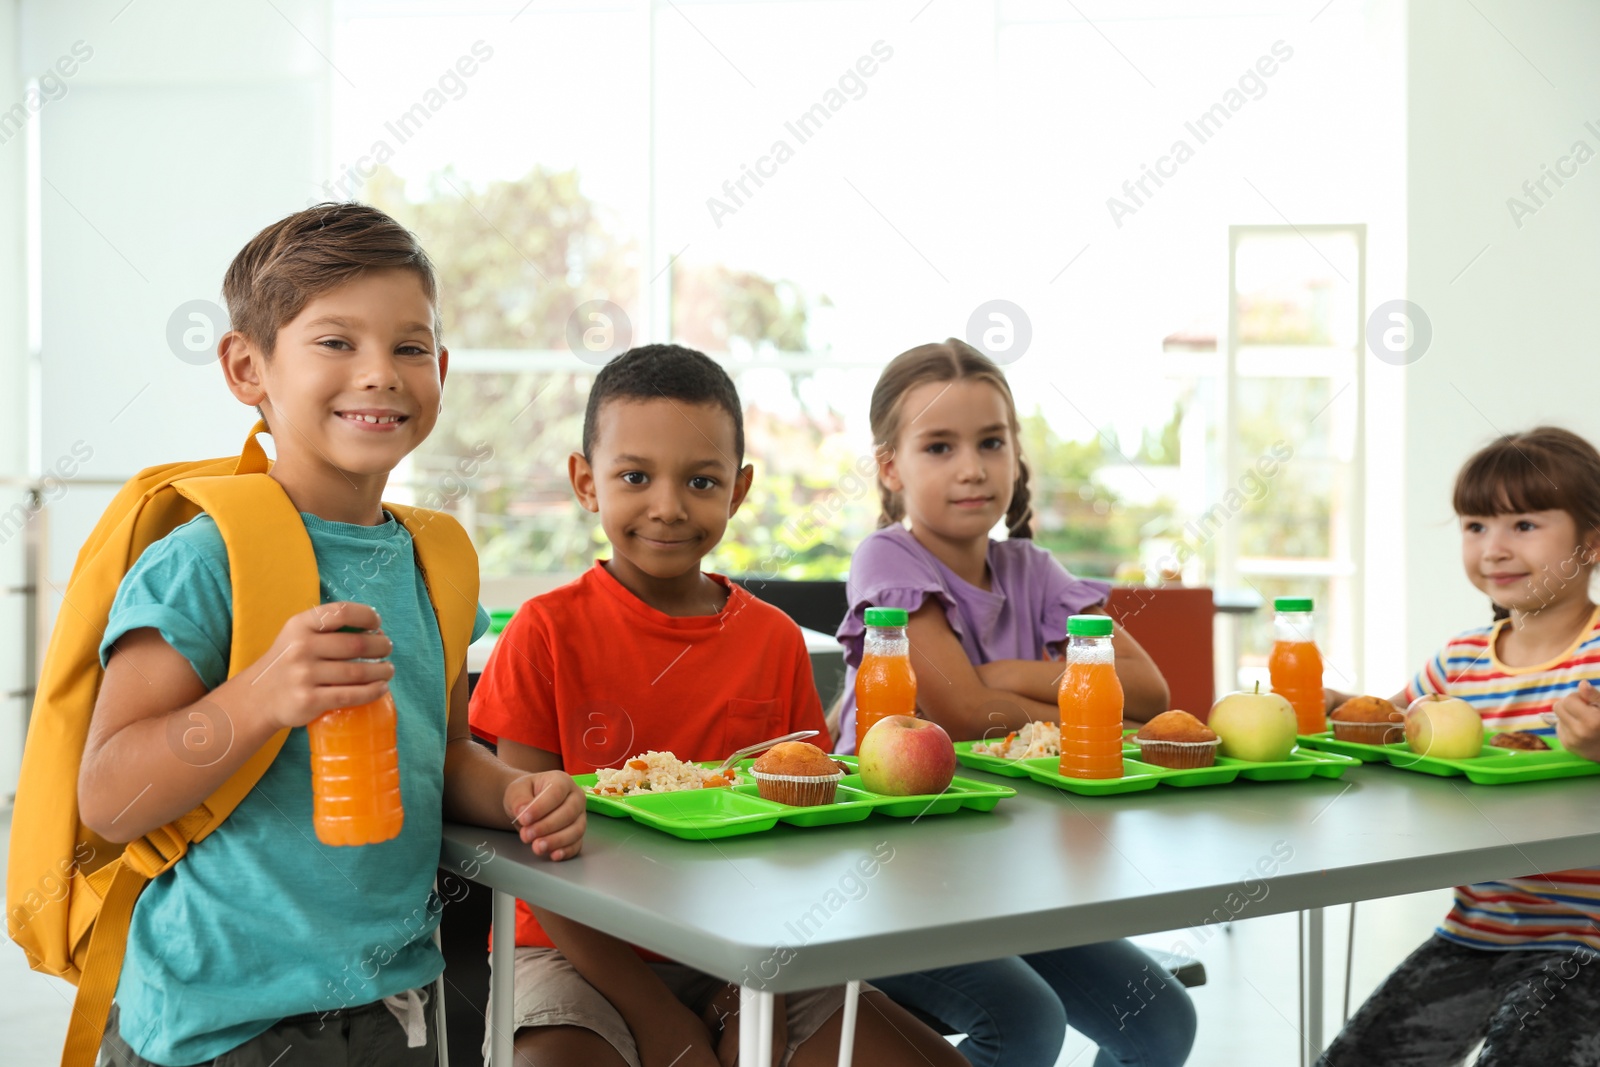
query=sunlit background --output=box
[3,1,1599,1063]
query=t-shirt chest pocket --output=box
[723,698,784,754]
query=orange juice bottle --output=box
[307,628,404,847]
[1058,615,1124,779]
[855,607,917,752]
[1269,597,1326,735]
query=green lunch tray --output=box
[953,738,1360,796]
[1297,729,1600,785]
[578,756,1016,841]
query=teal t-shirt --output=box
[98,510,489,1065]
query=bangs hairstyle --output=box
[222,202,438,355]
[870,338,1033,538]
[1452,426,1600,540]
[582,344,744,463]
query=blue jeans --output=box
[872,940,1197,1067]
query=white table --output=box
[442,762,1600,1066]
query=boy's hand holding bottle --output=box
[231,601,395,730]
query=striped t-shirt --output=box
[1404,605,1600,952]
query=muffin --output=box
[751,742,846,806]
[1489,730,1551,751]
[1131,710,1221,769]
[1329,696,1403,745]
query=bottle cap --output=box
[864,607,909,627]
[1066,614,1113,637]
[1274,597,1314,612]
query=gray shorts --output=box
[99,995,435,1067]
[487,944,869,1067]
[1317,935,1600,1067]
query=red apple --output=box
[1404,694,1483,759]
[858,715,957,796]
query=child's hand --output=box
[1553,681,1600,763]
[504,770,587,861]
[237,601,394,731]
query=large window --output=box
[1225,226,1365,692]
[330,1,1389,692]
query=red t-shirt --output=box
[469,560,828,949]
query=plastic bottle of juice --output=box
[307,627,404,847]
[855,607,917,752]
[1269,596,1326,735]
[1058,615,1124,779]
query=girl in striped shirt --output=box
[1319,427,1600,1067]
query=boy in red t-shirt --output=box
[470,344,964,1067]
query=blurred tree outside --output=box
[366,165,869,579]
[367,165,634,574]
[672,264,814,356]
[366,166,638,350]
[366,164,1171,586]
[1022,413,1170,580]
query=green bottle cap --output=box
[864,607,909,627]
[1066,614,1113,637]
[1275,597,1314,612]
[489,609,515,635]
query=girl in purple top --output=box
[838,339,1195,1067]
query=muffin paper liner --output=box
[1330,720,1403,745]
[1130,737,1221,769]
[750,769,845,807]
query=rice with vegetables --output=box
[972,720,1061,759]
[591,751,738,796]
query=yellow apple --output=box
[1403,694,1483,759]
[1208,683,1299,762]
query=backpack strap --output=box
[172,471,320,836]
[58,430,479,1067]
[388,503,480,697]
[68,420,271,572]
[60,466,315,1067]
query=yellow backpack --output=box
[5,421,481,1067]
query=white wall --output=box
[1404,0,1600,671]
[0,0,332,796]
[27,0,332,475]
[1,0,29,798]
[1358,0,1410,696]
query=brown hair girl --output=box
[869,338,1035,538]
[1454,426,1600,535]
[1454,427,1600,620]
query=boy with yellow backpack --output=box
[6,203,587,1065]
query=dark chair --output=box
[733,577,848,636]
[735,578,850,710]
[437,858,494,1066]
[438,675,496,1066]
